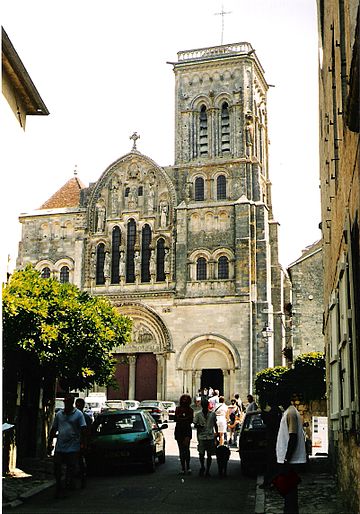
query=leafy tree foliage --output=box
[255,352,326,406]
[3,265,132,391]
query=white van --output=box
[84,393,107,416]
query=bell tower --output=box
[171,42,269,180]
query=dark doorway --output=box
[201,369,224,395]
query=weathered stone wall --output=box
[288,241,324,358]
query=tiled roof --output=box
[39,177,86,209]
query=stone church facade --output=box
[17,42,284,402]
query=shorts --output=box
[197,439,216,455]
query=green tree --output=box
[3,265,132,391]
[255,352,326,406]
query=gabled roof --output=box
[39,177,86,209]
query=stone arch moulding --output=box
[86,153,177,232]
[111,302,173,355]
[177,333,241,371]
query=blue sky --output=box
[1,0,321,278]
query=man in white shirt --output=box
[276,398,306,514]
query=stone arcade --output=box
[17,42,285,401]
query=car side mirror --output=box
[160,423,168,430]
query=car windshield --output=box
[140,402,159,407]
[244,413,266,430]
[94,413,145,435]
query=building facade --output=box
[17,42,284,402]
[287,240,324,359]
[316,1,360,512]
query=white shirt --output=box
[276,405,306,464]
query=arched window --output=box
[126,219,136,283]
[221,102,230,154]
[41,267,50,279]
[156,238,165,281]
[59,266,70,283]
[195,177,205,201]
[141,224,152,283]
[96,243,105,285]
[196,257,207,280]
[124,187,130,198]
[217,175,226,200]
[218,256,229,279]
[111,226,121,284]
[138,186,143,196]
[199,105,208,156]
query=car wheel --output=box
[146,451,156,473]
[158,442,166,464]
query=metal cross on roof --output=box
[214,4,232,45]
[130,132,140,151]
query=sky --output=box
[1,0,321,279]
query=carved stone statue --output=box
[134,250,141,278]
[160,201,168,228]
[149,250,156,277]
[110,178,119,216]
[119,251,125,278]
[128,185,138,209]
[96,204,106,232]
[245,112,254,146]
[147,184,155,213]
[104,251,111,278]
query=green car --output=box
[87,409,167,473]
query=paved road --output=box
[5,422,257,514]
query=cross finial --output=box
[130,132,140,151]
[214,3,232,45]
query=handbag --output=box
[272,469,301,496]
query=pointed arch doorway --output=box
[201,369,224,395]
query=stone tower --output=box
[17,42,284,401]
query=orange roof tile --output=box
[39,177,86,209]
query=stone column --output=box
[156,354,167,400]
[128,355,137,400]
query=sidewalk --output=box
[2,457,55,509]
[256,456,351,514]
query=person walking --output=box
[245,394,258,413]
[194,398,217,477]
[47,394,87,498]
[174,394,194,475]
[208,389,220,411]
[227,398,241,446]
[275,396,307,513]
[214,396,228,446]
[75,398,93,488]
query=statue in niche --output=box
[128,185,138,209]
[104,251,111,279]
[134,250,141,278]
[147,168,156,185]
[110,177,119,216]
[119,251,125,279]
[96,204,106,232]
[164,248,170,274]
[147,184,155,213]
[160,201,168,228]
[245,112,254,147]
[149,250,156,277]
[90,252,96,279]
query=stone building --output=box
[17,42,284,402]
[316,1,359,512]
[287,240,324,359]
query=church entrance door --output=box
[201,369,223,395]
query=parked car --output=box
[102,400,126,411]
[138,400,169,423]
[87,409,167,473]
[162,401,176,421]
[124,400,140,410]
[238,412,267,476]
